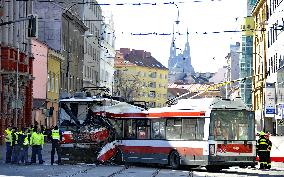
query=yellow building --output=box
[252,0,268,131]
[46,49,63,127]
[114,48,168,108]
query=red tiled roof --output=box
[118,48,168,70]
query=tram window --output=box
[196,119,205,140]
[137,119,150,139]
[182,119,197,140]
[181,118,205,140]
[166,118,182,140]
[109,119,123,139]
[151,119,166,139]
[124,119,137,139]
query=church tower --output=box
[168,27,195,84]
[168,25,176,70]
[182,28,195,74]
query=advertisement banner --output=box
[265,83,276,117]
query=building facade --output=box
[114,49,168,108]
[240,17,254,108]
[252,0,269,133]
[34,1,87,95]
[31,39,48,127]
[266,0,284,134]
[0,0,34,143]
[100,13,116,93]
[81,0,103,88]
[168,29,195,84]
[47,49,63,128]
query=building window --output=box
[51,73,55,92]
[55,74,59,94]
[47,72,51,91]
[149,91,156,98]
[148,82,156,88]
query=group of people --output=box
[4,124,62,165]
[257,131,272,170]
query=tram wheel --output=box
[113,149,124,165]
[169,151,180,169]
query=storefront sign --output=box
[265,83,276,117]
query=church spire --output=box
[186,28,189,43]
[170,24,176,57]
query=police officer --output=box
[4,125,12,163]
[265,133,272,169]
[30,128,44,164]
[257,131,269,169]
[18,128,30,164]
[11,127,21,164]
[50,125,62,165]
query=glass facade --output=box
[240,36,253,108]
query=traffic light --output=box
[27,14,38,38]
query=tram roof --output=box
[169,97,249,110]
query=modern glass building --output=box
[240,17,254,108]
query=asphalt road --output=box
[1,144,284,177]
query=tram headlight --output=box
[209,144,215,155]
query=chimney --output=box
[133,50,145,58]
[119,48,131,55]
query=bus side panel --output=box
[269,136,284,162]
[119,140,209,166]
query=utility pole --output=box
[15,39,19,126]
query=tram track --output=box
[107,165,131,177]
[65,164,97,177]
[151,168,161,177]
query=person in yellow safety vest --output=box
[50,125,62,165]
[257,131,270,169]
[11,127,22,164]
[18,128,30,164]
[30,128,44,164]
[265,133,272,169]
[4,125,12,163]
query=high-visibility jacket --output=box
[23,134,30,146]
[257,137,269,152]
[30,132,44,146]
[40,133,45,145]
[51,129,60,140]
[4,129,12,143]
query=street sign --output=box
[11,100,22,109]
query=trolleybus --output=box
[107,97,257,171]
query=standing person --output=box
[18,128,30,164]
[30,128,44,164]
[4,125,12,163]
[265,133,272,169]
[11,127,21,164]
[50,125,62,165]
[257,131,269,169]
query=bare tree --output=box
[113,70,142,102]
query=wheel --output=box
[113,149,124,165]
[206,165,222,172]
[169,151,180,169]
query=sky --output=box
[98,0,247,73]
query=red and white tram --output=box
[107,97,257,171]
